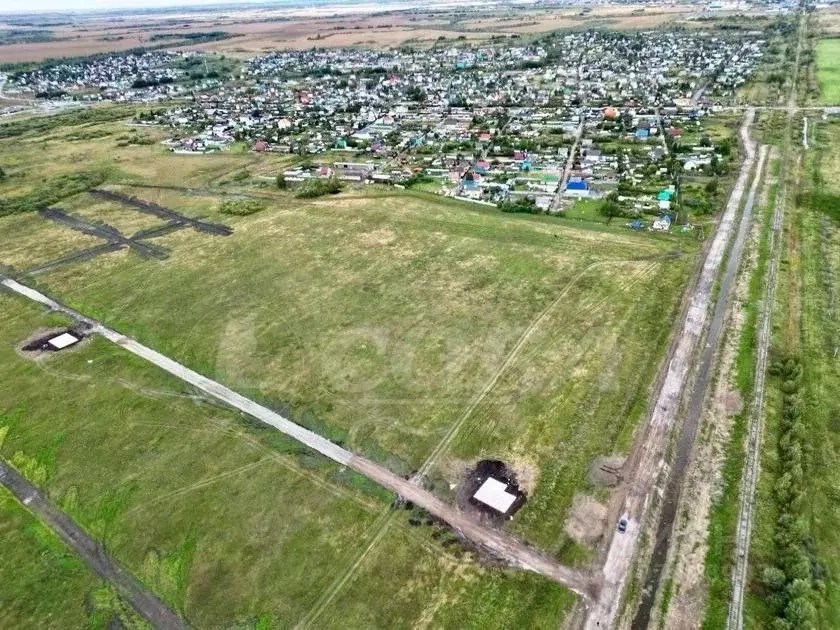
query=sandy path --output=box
[0,458,185,629]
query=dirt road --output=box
[0,458,185,629]
[582,107,758,630]
[550,115,585,212]
[634,142,769,629]
[0,277,593,599]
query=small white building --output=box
[48,332,80,350]
[473,478,518,514]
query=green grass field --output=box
[817,39,840,104]
[0,485,144,629]
[9,184,693,557]
[745,120,840,629]
[0,108,699,623]
[0,296,578,627]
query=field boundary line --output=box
[294,507,394,629]
[291,255,662,626]
[411,255,666,484]
[122,459,270,517]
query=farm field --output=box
[745,120,840,628]
[0,295,577,627]
[816,38,840,104]
[1,178,695,557]
[0,3,699,63]
[0,113,698,558]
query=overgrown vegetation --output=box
[758,358,822,629]
[294,177,343,198]
[0,170,108,217]
[0,107,133,140]
[218,198,266,216]
[149,31,232,44]
[499,197,539,214]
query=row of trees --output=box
[761,359,822,629]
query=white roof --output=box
[473,477,517,513]
[48,332,80,350]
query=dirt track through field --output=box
[0,277,594,601]
[0,458,185,629]
[582,107,758,630]
[40,207,168,260]
[633,142,769,629]
[90,189,233,236]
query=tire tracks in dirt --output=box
[295,253,676,628]
[582,108,759,630]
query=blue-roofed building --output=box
[635,128,650,140]
[565,179,590,198]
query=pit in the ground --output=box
[19,328,87,359]
[456,460,526,525]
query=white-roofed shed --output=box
[48,332,80,350]
[472,477,517,513]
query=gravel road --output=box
[582,107,758,630]
[726,18,806,629]
[0,459,185,629]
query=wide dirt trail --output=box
[0,458,185,629]
[582,107,758,629]
[726,15,806,629]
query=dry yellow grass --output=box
[0,3,699,62]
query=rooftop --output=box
[473,477,518,513]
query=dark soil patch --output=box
[18,326,90,359]
[455,459,527,526]
[586,455,625,487]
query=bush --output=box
[499,198,539,214]
[760,357,821,628]
[294,178,343,199]
[218,198,265,216]
[0,106,133,139]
